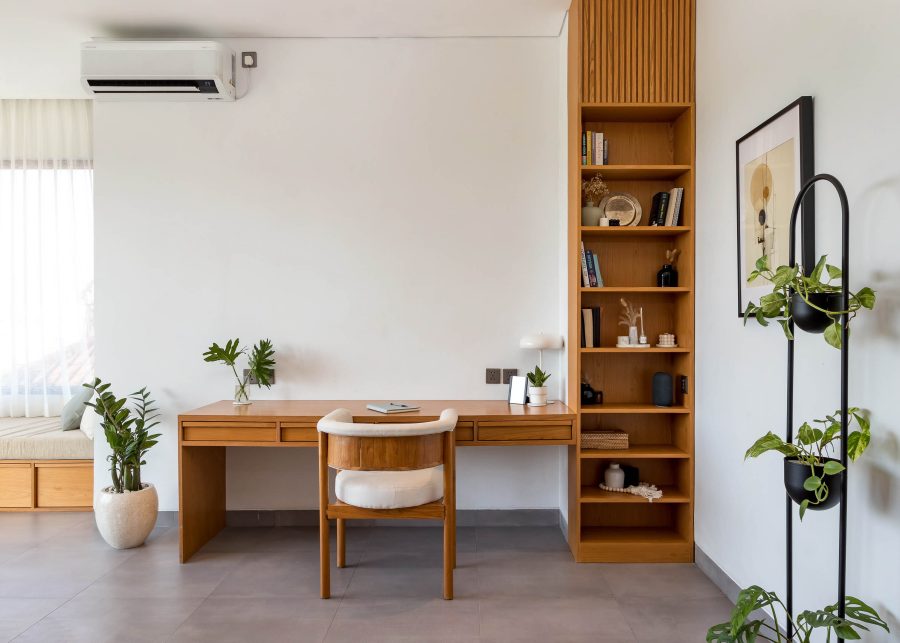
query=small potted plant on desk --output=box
[526,366,551,407]
[203,338,276,405]
[86,378,161,549]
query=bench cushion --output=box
[335,466,443,509]
[0,417,93,460]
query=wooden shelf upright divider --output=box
[567,0,696,563]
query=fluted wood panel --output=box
[581,0,694,103]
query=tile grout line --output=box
[321,531,367,642]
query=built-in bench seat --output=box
[0,417,94,511]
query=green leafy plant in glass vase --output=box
[742,254,875,349]
[203,338,276,405]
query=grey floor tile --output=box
[13,596,203,643]
[327,596,479,642]
[172,597,336,643]
[475,526,570,553]
[620,595,735,642]
[474,550,614,599]
[362,526,476,553]
[0,513,92,550]
[211,551,354,598]
[0,597,67,642]
[0,546,135,598]
[479,596,636,641]
[600,563,726,600]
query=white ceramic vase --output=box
[604,463,625,489]
[95,483,158,549]
[528,386,548,407]
[581,202,603,226]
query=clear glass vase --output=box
[233,383,251,405]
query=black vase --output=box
[657,264,678,287]
[652,372,673,407]
[791,292,842,334]
[783,457,843,511]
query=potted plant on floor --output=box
[742,254,876,348]
[745,407,871,519]
[707,584,889,642]
[526,366,551,407]
[203,338,276,405]
[85,378,161,549]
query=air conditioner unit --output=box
[81,41,235,101]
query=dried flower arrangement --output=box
[618,298,642,329]
[582,175,609,206]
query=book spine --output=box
[582,309,593,348]
[603,138,609,164]
[664,188,677,226]
[582,132,587,165]
[580,242,590,287]
[591,251,603,287]
[673,187,684,225]
[649,193,661,226]
[598,133,604,164]
[586,131,592,166]
[586,250,598,287]
[592,307,602,348]
[656,192,670,226]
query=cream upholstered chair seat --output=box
[335,466,443,510]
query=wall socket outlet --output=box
[502,368,518,384]
[485,368,502,384]
[243,368,275,385]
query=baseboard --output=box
[694,544,741,603]
[225,508,561,528]
[156,511,177,528]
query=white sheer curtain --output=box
[0,99,94,417]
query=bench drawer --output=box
[477,421,573,442]
[36,463,93,508]
[182,422,277,442]
[281,422,318,443]
[0,464,33,508]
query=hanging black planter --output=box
[791,292,842,334]
[783,457,843,511]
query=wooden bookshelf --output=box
[567,0,695,563]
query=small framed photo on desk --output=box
[508,376,528,405]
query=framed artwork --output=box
[735,97,814,317]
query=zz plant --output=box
[742,254,875,349]
[745,408,870,519]
[85,378,161,493]
[707,585,889,642]
[203,338,275,404]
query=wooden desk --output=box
[178,400,576,562]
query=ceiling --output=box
[1,0,569,97]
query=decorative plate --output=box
[599,192,642,226]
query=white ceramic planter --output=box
[95,483,158,549]
[582,204,603,226]
[528,386,548,407]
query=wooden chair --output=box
[317,408,457,600]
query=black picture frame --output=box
[735,96,815,317]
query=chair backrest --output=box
[317,408,458,472]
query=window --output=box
[0,99,94,417]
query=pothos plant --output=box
[742,254,875,349]
[85,378,161,493]
[526,365,551,388]
[707,585,889,642]
[745,408,870,519]
[203,338,276,404]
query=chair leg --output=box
[320,514,330,599]
[443,516,454,600]
[336,518,346,568]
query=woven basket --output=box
[581,429,629,450]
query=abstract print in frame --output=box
[735,97,814,317]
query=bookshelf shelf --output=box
[581,164,691,180]
[580,485,689,504]
[580,445,690,459]
[580,226,691,238]
[580,404,690,415]
[568,0,695,564]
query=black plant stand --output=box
[785,174,850,640]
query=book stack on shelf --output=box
[649,188,684,227]
[581,307,602,348]
[579,241,603,287]
[582,130,608,165]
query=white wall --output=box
[696,0,900,638]
[93,37,566,512]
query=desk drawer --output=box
[281,422,318,443]
[182,422,276,442]
[477,421,573,442]
[455,421,474,443]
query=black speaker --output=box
[652,372,673,407]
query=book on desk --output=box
[366,402,421,414]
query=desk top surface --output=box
[180,400,575,422]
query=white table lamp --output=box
[519,333,564,369]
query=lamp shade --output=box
[519,333,564,350]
